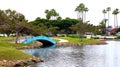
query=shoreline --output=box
[56,41,107,47]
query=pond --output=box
[23,41,120,67]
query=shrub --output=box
[115,36,120,39]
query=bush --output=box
[69,35,78,38]
[115,36,120,39]
[92,37,99,39]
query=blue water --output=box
[23,41,120,67]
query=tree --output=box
[57,16,62,20]
[112,8,120,28]
[106,7,111,27]
[71,20,89,41]
[75,3,85,21]
[75,3,89,22]
[102,9,107,31]
[45,9,59,20]
[31,17,79,36]
[47,26,59,36]
[102,9,107,20]
[51,9,59,20]
[84,7,89,22]
[99,19,108,35]
[0,9,29,43]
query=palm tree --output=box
[102,9,107,33]
[102,9,107,20]
[99,19,107,35]
[45,9,59,20]
[75,3,85,21]
[112,8,120,28]
[106,7,111,27]
[84,7,89,22]
[45,9,51,20]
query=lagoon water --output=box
[23,41,120,67]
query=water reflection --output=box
[23,41,120,67]
[105,41,120,67]
[23,48,55,58]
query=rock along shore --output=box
[0,56,43,67]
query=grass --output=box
[0,36,14,42]
[0,37,33,61]
[0,42,33,61]
[0,42,30,48]
[0,47,32,61]
[53,36,104,45]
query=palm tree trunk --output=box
[82,11,84,22]
[114,15,116,28]
[84,12,86,22]
[79,12,82,20]
[108,11,110,27]
[76,12,79,19]
[104,14,105,20]
[116,15,118,28]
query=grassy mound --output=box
[0,47,32,61]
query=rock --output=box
[3,60,7,63]
[27,61,35,65]
[14,63,21,67]
[0,57,43,67]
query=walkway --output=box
[52,38,69,43]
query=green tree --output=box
[106,7,111,27]
[57,16,62,20]
[31,17,79,36]
[84,7,89,22]
[45,9,59,20]
[102,9,107,21]
[45,10,51,20]
[71,20,88,41]
[0,9,28,43]
[112,8,120,28]
[75,3,88,22]
[99,19,107,35]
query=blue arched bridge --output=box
[22,36,57,47]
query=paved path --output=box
[57,38,69,43]
[52,38,69,43]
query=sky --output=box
[0,0,120,26]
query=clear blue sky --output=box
[0,0,119,26]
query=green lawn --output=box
[0,42,30,48]
[0,37,33,61]
[0,36,14,42]
[0,47,32,61]
[53,36,104,45]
